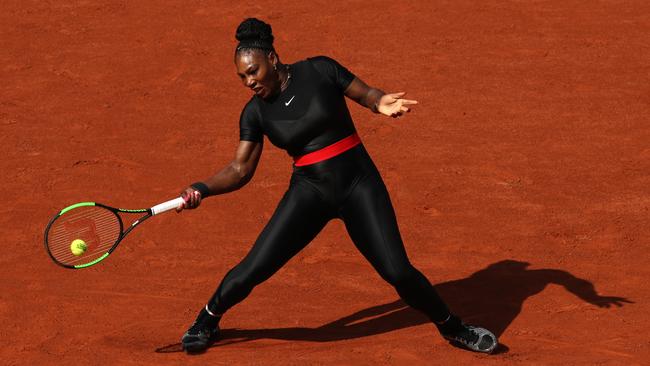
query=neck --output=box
[278,64,291,92]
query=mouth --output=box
[252,86,264,95]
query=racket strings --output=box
[47,206,121,265]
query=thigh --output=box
[233,180,333,282]
[340,172,412,280]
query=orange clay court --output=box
[1,1,648,365]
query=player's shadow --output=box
[155,259,631,353]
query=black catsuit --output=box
[207,56,450,323]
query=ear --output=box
[268,51,279,68]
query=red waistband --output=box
[293,133,361,166]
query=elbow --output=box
[231,161,254,188]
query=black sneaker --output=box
[437,315,498,354]
[181,308,220,353]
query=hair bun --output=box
[235,18,274,45]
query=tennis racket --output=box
[44,197,185,269]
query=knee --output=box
[382,264,419,288]
[221,265,268,296]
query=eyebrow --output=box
[237,64,258,77]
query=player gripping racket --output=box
[45,17,498,355]
[173,18,498,354]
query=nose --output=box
[244,76,256,88]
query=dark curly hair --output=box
[235,18,275,53]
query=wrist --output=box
[371,91,385,114]
[371,100,380,113]
[190,181,211,198]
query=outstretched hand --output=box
[377,92,418,118]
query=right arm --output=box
[308,56,417,118]
[178,140,263,210]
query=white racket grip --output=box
[151,197,185,216]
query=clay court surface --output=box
[2,1,649,364]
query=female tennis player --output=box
[177,18,497,354]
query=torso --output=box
[239,57,356,157]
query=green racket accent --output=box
[60,202,95,215]
[74,253,110,269]
[118,208,148,213]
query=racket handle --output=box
[151,197,185,215]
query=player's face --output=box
[235,50,280,99]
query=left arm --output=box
[344,77,418,118]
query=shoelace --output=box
[187,308,221,335]
[187,320,211,336]
[446,325,479,344]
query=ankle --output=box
[197,306,221,329]
[435,314,463,335]
[204,304,223,318]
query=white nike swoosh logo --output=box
[285,96,295,106]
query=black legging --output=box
[208,144,450,323]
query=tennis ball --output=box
[70,239,87,256]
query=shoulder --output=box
[307,55,345,70]
[242,95,261,113]
[239,96,264,142]
[240,96,262,122]
[306,55,355,90]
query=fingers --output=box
[377,92,418,118]
[389,104,414,118]
[386,92,418,104]
[612,298,633,307]
[594,297,634,308]
[380,92,406,105]
[177,188,202,212]
[388,92,406,98]
[177,190,189,212]
[379,99,417,118]
[189,190,202,208]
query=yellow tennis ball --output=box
[70,239,87,256]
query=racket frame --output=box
[44,198,181,269]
